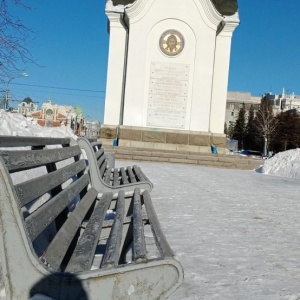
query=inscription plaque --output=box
[147,62,189,129]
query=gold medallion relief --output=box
[159,30,184,56]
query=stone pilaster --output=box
[209,13,240,133]
[104,12,128,126]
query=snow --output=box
[1,110,300,299]
[105,0,134,13]
[258,149,300,179]
[116,161,300,300]
[0,110,77,139]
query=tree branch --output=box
[0,0,34,84]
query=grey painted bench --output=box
[78,137,153,193]
[0,135,183,300]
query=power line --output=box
[10,88,106,99]
[10,82,106,93]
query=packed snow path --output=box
[116,160,300,300]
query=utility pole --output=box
[5,89,11,111]
[2,73,28,110]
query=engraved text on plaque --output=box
[147,61,189,128]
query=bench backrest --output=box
[90,140,107,177]
[78,137,153,193]
[0,136,95,270]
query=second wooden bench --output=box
[78,137,153,193]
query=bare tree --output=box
[254,95,276,155]
[0,0,33,84]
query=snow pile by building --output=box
[0,110,76,139]
[105,0,134,13]
[258,148,300,179]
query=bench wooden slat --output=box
[95,148,104,161]
[127,166,137,183]
[133,165,147,182]
[42,187,99,271]
[99,159,107,178]
[142,190,174,258]
[0,145,81,172]
[25,174,90,241]
[101,190,125,268]
[133,189,147,262]
[15,160,86,206]
[91,141,102,150]
[97,155,106,170]
[120,167,129,185]
[112,168,119,186]
[104,167,112,184]
[65,192,113,273]
[0,136,70,147]
[100,215,151,242]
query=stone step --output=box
[104,145,263,170]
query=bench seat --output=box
[0,135,183,300]
[78,137,153,193]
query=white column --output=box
[209,15,239,134]
[104,12,127,126]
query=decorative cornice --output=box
[108,0,240,34]
[193,0,224,29]
[106,11,124,22]
[125,0,224,30]
[106,12,128,33]
[217,12,240,36]
[110,0,238,16]
[125,0,152,21]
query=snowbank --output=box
[257,148,300,179]
[0,110,77,139]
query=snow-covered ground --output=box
[1,110,300,299]
[116,160,300,300]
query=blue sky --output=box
[5,0,108,122]
[229,1,300,97]
[3,1,300,122]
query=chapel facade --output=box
[103,0,239,153]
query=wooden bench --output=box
[0,135,183,300]
[78,137,153,193]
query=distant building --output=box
[30,99,91,137]
[225,91,261,127]
[225,89,300,129]
[265,88,300,113]
[17,97,38,116]
[84,121,101,139]
[31,99,76,128]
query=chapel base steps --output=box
[99,126,262,170]
[103,145,263,170]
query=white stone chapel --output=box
[102,0,239,153]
